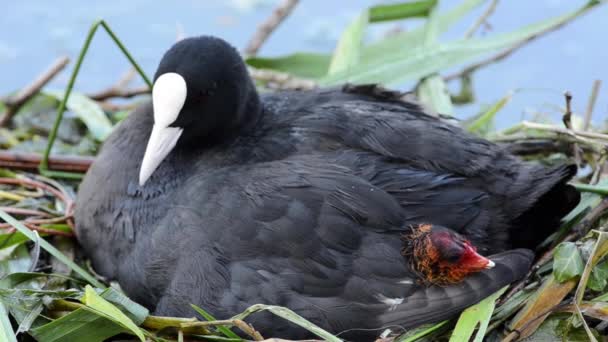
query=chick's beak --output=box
[139,72,187,186]
[462,243,495,270]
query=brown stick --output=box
[249,67,317,90]
[244,0,299,56]
[0,151,93,173]
[88,85,150,101]
[0,56,70,127]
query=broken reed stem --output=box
[464,0,498,38]
[445,4,595,82]
[521,121,608,143]
[584,80,602,131]
[244,0,300,56]
[561,91,582,168]
[50,299,265,340]
[0,151,93,173]
[88,85,149,101]
[0,56,70,127]
[249,67,317,90]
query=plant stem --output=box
[39,19,152,179]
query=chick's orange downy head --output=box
[402,224,495,285]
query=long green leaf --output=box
[467,93,512,134]
[328,12,369,75]
[30,308,125,342]
[246,0,485,80]
[416,3,453,116]
[44,90,113,141]
[572,183,608,195]
[232,304,341,342]
[323,2,598,86]
[396,320,448,342]
[362,0,487,62]
[0,301,17,342]
[246,53,330,79]
[0,209,103,288]
[82,286,145,341]
[99,287,148,325]
[417,74,453,115]
[449,286,507,342]
[369,0,437,22]
[190,304,240,339]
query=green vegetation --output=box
[0,0,607,341]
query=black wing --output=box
[123,156,532,339]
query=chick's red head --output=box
[402,224,494,285]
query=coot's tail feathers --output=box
[510,164,580,249]
[375,249,533,330]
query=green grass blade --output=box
[466,93,512,134]
[417,74,453,115]
[0,301,17,342]
[322,2,599,86]
[449,286,507,342]
[246,53,330,79]
[416,4,453,115]
[82,285,145,341]
[190,304,240,339]
[362,0,487,62]
[328,12,369,76]
[369,0,437,22]
[246,0,485,79]
[572,183,608,195]
[31,307,125,342]
[0,209,103,288]
[44,89,113,141]
[232,304,341,342]
[40,19,151,177]
[396,320,448,342]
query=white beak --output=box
[139,72,187,186]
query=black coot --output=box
[75,36,579,339]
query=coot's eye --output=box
[198,89,213,101]
[442,247,462,263]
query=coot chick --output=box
[75,36,579,339]
[403,224,495,285]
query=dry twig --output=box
[0,151,93,173]
[87,68,150,101]
[249,67,317,90]
[561,92,583,168]
[521,121,608,143]
[445,6,593,82]
[244,0,300,56]
[0,56,70,127]
[464,0,498,38]
[88,85,150,101]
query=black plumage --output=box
[75,36,579,339]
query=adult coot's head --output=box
[140,36,260,186]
